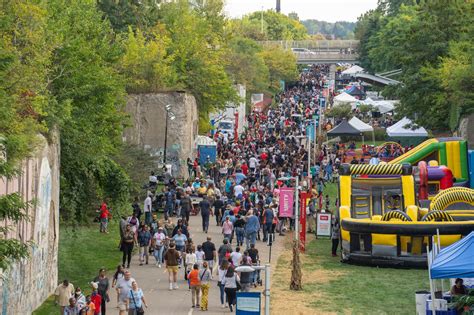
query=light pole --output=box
[163,104,176,165]
[279,176,302,290]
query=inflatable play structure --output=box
[388,137,471,187]
[338,162,474,267]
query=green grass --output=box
[274,238,429,314]
[33,221,122,315]
[273,182,430,314]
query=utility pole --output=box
[276,0,281,13]
[261,6,264,34]
[163,104,175,166]
[163,113,169,164]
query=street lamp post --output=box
[163,104,175,165]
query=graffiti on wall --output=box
[145,145,182,176]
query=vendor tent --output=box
[327,120,362,136]
[342,65,364,75]
[349,117,373,132]
[430,231,474,279]
[362,97,377,106]
[349,117,375,144]
[387,117,428,137]
[373,100,397,114]
[387,117,428,146]
[345,85,365,97]
[334,92,357,108]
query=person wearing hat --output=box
[153,226,166,267]
[90,282,102,315]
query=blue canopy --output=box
[430,232,474,279]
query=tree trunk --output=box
[290,239,302,290]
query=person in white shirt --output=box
[144,193,152,225]
[185,248,197,286]
[233,184,244,199]
[153,227,166,267]
[230,247,242,267]
[195,245,205,268]
[149,172,158,185]
[248,157,258,173]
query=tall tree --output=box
[159,0,239,126]
[357,0,473,131]
[47,0,130,221]
[0,1,52,269]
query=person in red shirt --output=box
[241,162,248,176]
[233,202,240,216]
[99,202,110,234]
[90,282,102,315]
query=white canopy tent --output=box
[342,65,364,75]
[349,116,373,132]
[334,92,358,108]
[349,116,375,144]
[361,98,397,114]
[362,97,377,106]
[374,100,397,114]
[387,117,428,137]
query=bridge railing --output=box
[259,40,360,51]
[296,52,359,61]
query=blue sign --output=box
[236,292,261,315]
[198,145,217,165]
[320,97,326,108]
[306,124,315,142]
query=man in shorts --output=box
[164,242,181,290]
[201,236,216,278]
[116,270,135,313]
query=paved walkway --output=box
[113,214,284,314]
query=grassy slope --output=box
[33,222,122,315]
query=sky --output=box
[224,0,378,22]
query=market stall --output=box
[348,116,375,144]
[425,232,474,314]
[386,117,428,146]
[333,92,358,108]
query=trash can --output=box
[415,291,430,315]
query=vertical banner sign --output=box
[279,188,294,218]
[306,124,314,142]
[234,112,239,143]
[320,97,326,108]
[299,192,311,252]
[317,213,332,237]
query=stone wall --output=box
[0,131,60,315]
[123,92,199,178]
[457,113,474,149]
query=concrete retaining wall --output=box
[123,92,199,178]
[457,113,474,149]
[0,131,60,315]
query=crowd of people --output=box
[54,64,356,314]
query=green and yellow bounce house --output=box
[338,163,474,267]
